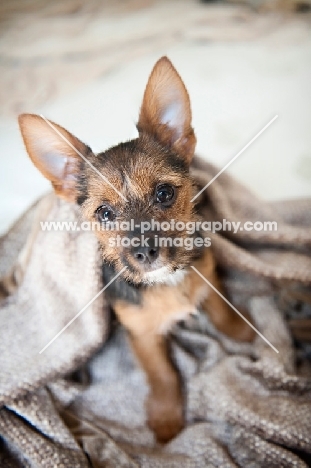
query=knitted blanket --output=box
[0,156,310,467]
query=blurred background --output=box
[1,0,311,234]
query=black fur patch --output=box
[76,161,88,206]
[165,152,188,174]
[102,263,143,306]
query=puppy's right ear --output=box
[18,114,91,202]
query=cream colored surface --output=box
[1,0,311,234]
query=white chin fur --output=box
[142,267,186,286]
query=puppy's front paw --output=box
[147,390,184,443]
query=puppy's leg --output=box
[201,269,255,342]
[115,299,184,442]
[129,332,184,443]
[193,250,254,342]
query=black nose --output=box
[132,240,159,264]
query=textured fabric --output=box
[0,156,310,467]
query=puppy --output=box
[19,57,254,443]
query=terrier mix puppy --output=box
[19,57,254,443]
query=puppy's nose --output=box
[132,244,159,264]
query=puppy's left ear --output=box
[137,56,196,163]
[19,114,91,202]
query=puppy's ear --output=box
[18,114,91,202]
[137,56,196,163]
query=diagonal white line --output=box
[191,115,278,202]
[191,266,279,353]
[40,115,128,202]
[39,267,127,354]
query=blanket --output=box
[0,156,311,467]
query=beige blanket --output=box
[0,156,311,467]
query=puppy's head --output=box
[19,57,202,285]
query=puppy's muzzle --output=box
[131,237,159,265]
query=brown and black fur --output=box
[18,57,254,443]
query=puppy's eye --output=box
[155,184,175,206]
[95,205,115,222]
